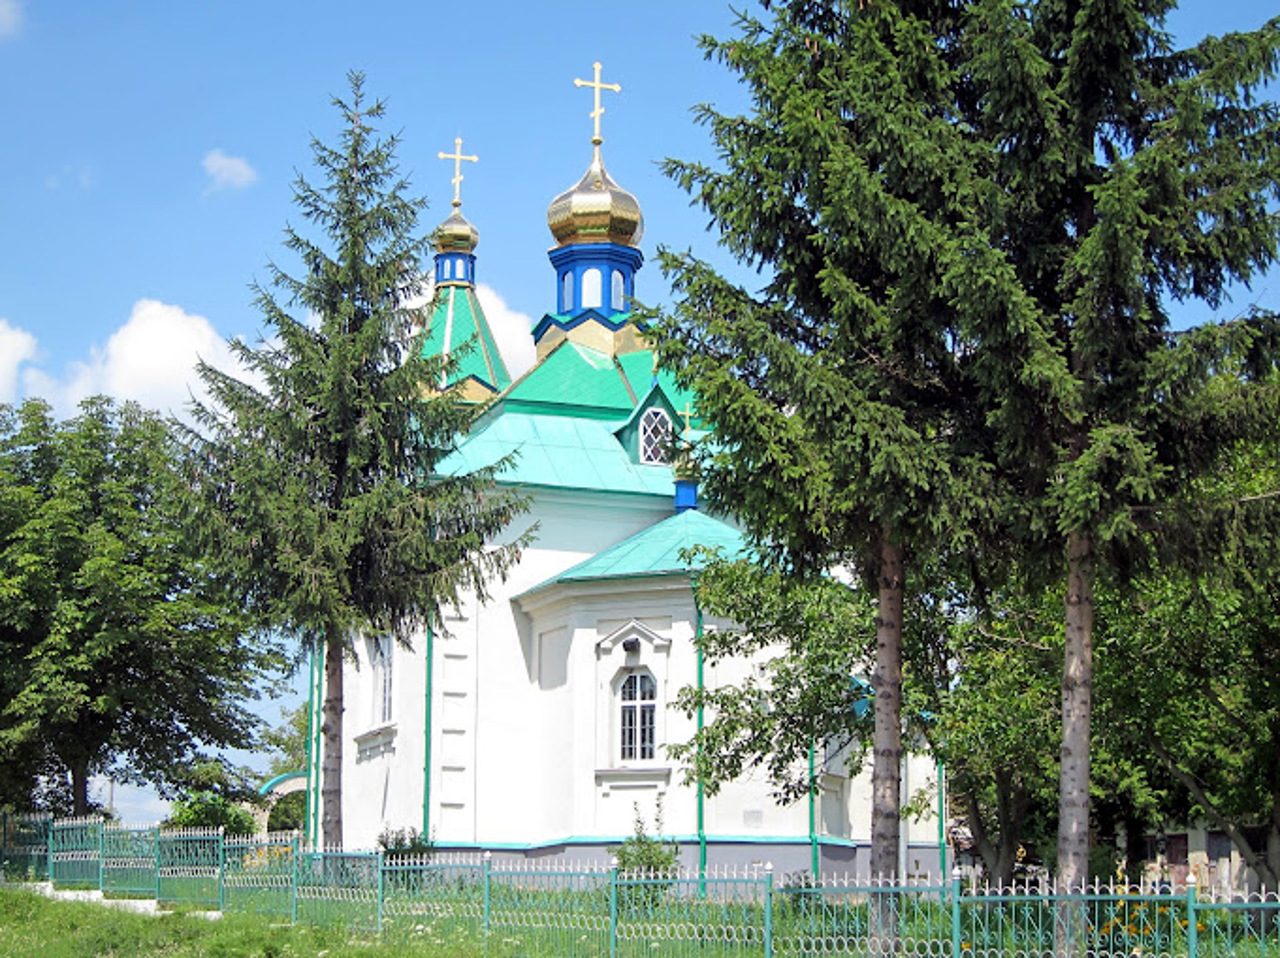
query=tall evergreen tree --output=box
[655,0,1050,882]
[966,1,1280,888]
[189,74,525,849]
[660,0,1280,895]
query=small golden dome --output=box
[435,206,479,254]
[547,147,644,248]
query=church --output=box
[304,65,943,877]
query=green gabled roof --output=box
[439,411,675,496]
[503,341,635,414]
[519,509,745,598]
[420,286,511,392]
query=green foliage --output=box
[263,706,309,779]
[165,792,257,836]
[672,556,877,802]
[377,826,434,860]
[267,790,306,833]
[186,73,528,846]
[612,800,679,914]
[613,799,679,875]
[0,397,277,815]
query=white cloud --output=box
[475,283,536,380]
[202,148,258,192]
[22,299,241,419]
[0,0,22,38]
[0,318,38,403]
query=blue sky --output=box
[1,1,1276,821]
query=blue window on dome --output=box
[562,272,575,312]
[582,268,602,309]
[611,270,625,311]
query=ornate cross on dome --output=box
[574,61,621,146]
[438,137,479,209]
[678,401,696,440]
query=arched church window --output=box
[639,408,672,465]
[620,671,656,761]
[611,270,625,311]
[582,268,602,309]
[562,271,575,312]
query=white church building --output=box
[303,76,943,877]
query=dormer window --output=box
[639,408,672,465]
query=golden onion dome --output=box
[435,205,479,254]
[546,146,644,248]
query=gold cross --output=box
[678,402,696,439]
[437,137,479,208]
[573,61,621,146]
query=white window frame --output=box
[618,670,657,763]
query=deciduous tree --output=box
[0,397,272,815]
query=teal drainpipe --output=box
[695,602,706,896]
[422,624,435,836]
[808,743,818,879]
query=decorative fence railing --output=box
[4,815,1280,956]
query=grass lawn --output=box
[0,886,550,958]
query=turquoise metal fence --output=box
[50,815,103,888]
[223,831,297,919]
[0,813,51,882]
[6,818,1280,956]
[102,824,158,898]
[157,826,223,909]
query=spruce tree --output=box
[660,0,1280,898]
[189,74,525,849]
[967,1,1280,889]
[655,0,1045,885]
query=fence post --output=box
[152,826,160,899]
[217,826,226,912]
[764,862,775,958]
[609,857,619,958]
[47,818,53,884]
[949,867,964,957]
[291,831,300,925]
[97,817,105,892]
[1186,871,1199,958]
[483,850,492,933]
[376,849,385,934]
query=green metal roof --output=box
[503,341,635,413]
[519,509,745,597]
[441,410,676,495]
[420,285,511,392]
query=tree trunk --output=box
[70,757,90,817]
[1057,530,1093,890]
[871,534,905,949]
[1056,531,1093,956]
[321,630,345,850]
[872,534,904,879]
